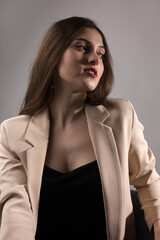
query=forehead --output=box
[73,27,104,46]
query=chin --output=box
[85,83,98,92]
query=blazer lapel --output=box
[85,103,123,240]
[22,108,50,230]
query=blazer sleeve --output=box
[0,122,35,240]
[128,101,160,231]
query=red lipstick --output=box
[84,67,97,77]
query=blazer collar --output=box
[24,108,50,147]
[85,103,110,124]
[24,103,110,147]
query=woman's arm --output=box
[0,122,35,240]
[128,101,160,236]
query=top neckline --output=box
[44,160,97,175]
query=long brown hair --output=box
[19,16,114,115]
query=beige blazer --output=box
[0,98,160,240]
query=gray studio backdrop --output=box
[0,0,160,171]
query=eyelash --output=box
[76,45,87,51]
[75,45,105,59]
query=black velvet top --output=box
[35,160,107,240]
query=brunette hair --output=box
[19,16,114,115]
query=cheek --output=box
[58,52,78,77]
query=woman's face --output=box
[57,27,105,92]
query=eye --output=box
[98,53,105,59]
[75,45,87,51]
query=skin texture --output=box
[50,27,105,127]
[45,28,105,172]
[58,27,105,94]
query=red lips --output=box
[84,67,97,77]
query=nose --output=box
[87,52,99,65]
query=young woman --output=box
[0,16,160,240]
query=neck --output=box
[49,81,87,128]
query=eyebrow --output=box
[74,38,105,50]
